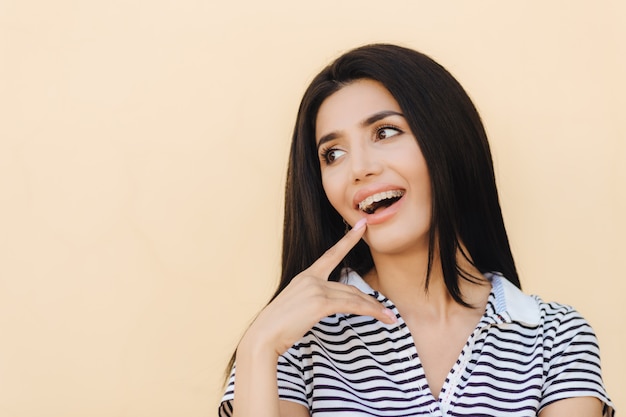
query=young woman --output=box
[218,44,614,417]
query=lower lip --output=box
[361,196,404,226]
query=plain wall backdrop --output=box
[0,0,624,415]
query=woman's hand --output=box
[233,218,396,417]
[240,218,397,357]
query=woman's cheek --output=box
[322,176,347,216]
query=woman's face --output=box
[315,79,432,256]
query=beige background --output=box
[1,0,624,415]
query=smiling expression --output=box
[315,79,433,256]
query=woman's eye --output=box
[323,148,346,164]
[376,126,401,140]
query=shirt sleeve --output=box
[218,347,308,416]
[218,363,236,417]
[277,347,309,407]
[540,305,615,416]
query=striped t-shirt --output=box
[220,270,614,416]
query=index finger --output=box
[308,218,367,277]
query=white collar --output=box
[341,269,541,326]
[487,272,541,326]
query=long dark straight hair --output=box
[225,43,519,378]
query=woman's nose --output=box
[349,144,383,183]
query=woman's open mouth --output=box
[358,190,405,214]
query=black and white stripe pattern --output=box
[220,271,614,416]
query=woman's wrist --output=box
[233,330,282,417]
[237,327,281,361]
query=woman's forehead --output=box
[315,80,401,143]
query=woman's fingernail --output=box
[383,308,397,322]
[353,218,367,231]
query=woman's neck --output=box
[363,247,490,320]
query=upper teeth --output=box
[358,190,405,211]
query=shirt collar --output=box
[486,272,541,326]
[341,268,376,294]
[342,269,541,326]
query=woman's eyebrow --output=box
[316,132,338,152]
[361,110,404,127]
[316,110,404,152]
